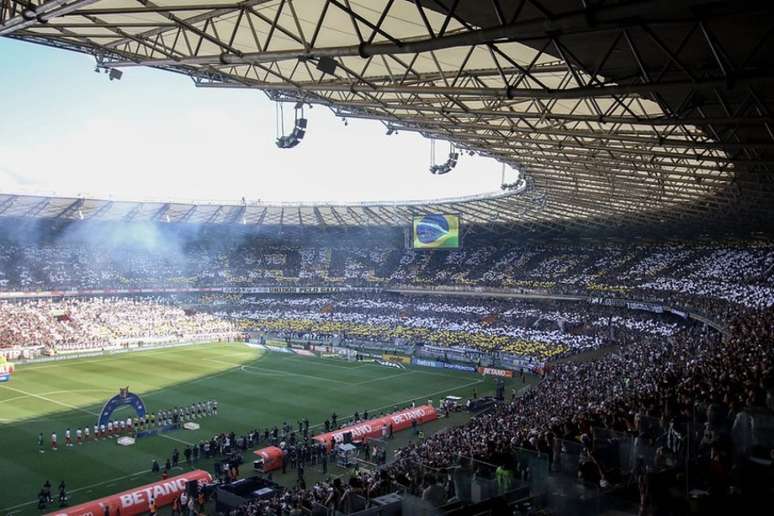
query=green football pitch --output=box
[0,342,508,514]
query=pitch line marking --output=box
[352,371,416,385]
[0,469,149,512]
[278,354,370,369]
[0,388,117,405]
[203,358,348,384]
[0,383,100,418]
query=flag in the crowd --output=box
[480,313,498,326]
[320,303,334,314]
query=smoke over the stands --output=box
[0,216,407,279]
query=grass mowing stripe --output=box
[15,342,241,371]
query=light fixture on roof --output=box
[275,102,308,149]
[316,56,337,76]
[429,141,459,175]
[108,69,123,81]
[386,126,397,136]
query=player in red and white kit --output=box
[65,428,72,447]
[51,431,58,451]
[107,421,113,437]
[100,423,106,439]
[76,428,83,445]
[94,424,99,440]
[84,426,90,442]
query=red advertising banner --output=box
[45,470,212,516]
[477,366,513,378]
[313,404,438,450]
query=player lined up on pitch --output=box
[37,399,218,452]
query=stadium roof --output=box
[2,0,774,233]
[0,185,549,226]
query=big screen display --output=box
[412,214,460,249]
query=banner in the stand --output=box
[45,470,212,516]
[625,301,664,313]
[313,404,438,450]
[0,285,381,300]
[667,307,688,319]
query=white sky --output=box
[0,39,514,204]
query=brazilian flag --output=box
[413,214,460,248]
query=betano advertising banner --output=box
[412,214,460,249]
[313,405,438,450]
[477,366,513,378]
[46,470,212,516]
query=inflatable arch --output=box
[97,387,146,426]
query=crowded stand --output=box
[1,221,773,515]
[0,297,237,357]
[208,308,772,516]
[1,228,773,319]
[224,294,685,360]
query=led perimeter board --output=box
[412,214,460,249]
